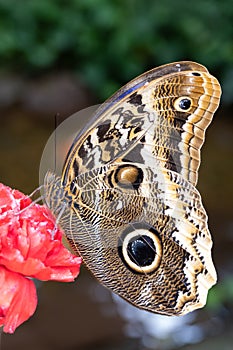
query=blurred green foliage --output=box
[208,276,233,310]
[0,0,232,101]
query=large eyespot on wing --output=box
[118,226,162,274]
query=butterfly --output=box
[44,61,221,316]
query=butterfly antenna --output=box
[28,185,44,199]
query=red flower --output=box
[0,183,81,333]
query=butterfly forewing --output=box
[62,61,220,186]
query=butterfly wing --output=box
[62,61,221,186]
[45,61,221,315]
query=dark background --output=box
[0,0,233,349]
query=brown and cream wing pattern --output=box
[62,61,221,186]
[44,61,221,316]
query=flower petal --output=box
[0,266,37,333]
[0,184,81,281]
[0,182,82,333]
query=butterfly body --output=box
[44,61,221,315]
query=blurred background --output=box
[0,0,233,349]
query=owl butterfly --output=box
[44,61,221,316]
